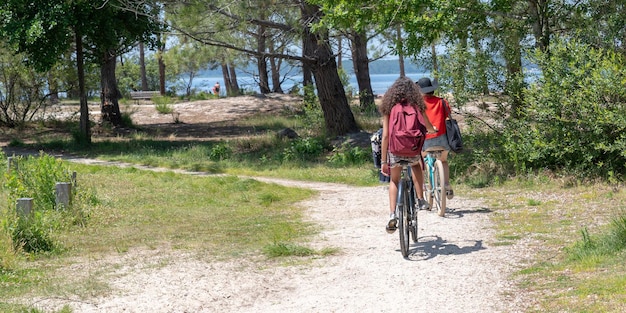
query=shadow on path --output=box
[445,207,492,219]
[407,235,485,261]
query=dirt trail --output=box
[18,157,530,312]
[4,96,531,312]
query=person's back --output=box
[379,77,437,234]
[417,77,454,199]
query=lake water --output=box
[189,73,432,96]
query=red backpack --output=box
[388,101,426,157]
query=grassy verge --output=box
[465,176,626,312]
[0,161,327,311]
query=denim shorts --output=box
[422,134,450,151]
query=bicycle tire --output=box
[433,160,447,217]
[407,178,418,243]
[397,180,410,258]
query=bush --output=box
[327,142,370,166]
[208,142,232,161]
[3,153,75,212]
[501,38,626,180]
[282,137,326,162]
[2,153,94,255]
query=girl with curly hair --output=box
[379,76,436,234]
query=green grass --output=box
[0,162,321,309]
[466,178,626,312]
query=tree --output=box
[164,41,216,97]
[0,0,163,142]
[161,0,359,135]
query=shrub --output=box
[8,211,56,253]
[153,96,173,114]
[501,38,626,179]
[208,142,232,161]
[327,142,370,166]
[282,137,326,162]
[3,153,75,212]
[2,153,94,255]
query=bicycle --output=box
[395,161,419,258]
[423,147,447,217]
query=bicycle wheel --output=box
[433,160,447,217]
[397,180,410,258]
[407,179,418,243]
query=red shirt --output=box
[423,94,449,140]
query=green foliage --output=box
[0,223,20,271]
[501,39,626,179]
[282,137,327,162]
[8,211,56,253]
[155,102,173,114]
[327,142,370,166]
[568,213,626,261]
[3,153,74,212]
[208,142,232,161]
[1,153,94,256]
[298,84,325,135]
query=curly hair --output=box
[379,76,425,115]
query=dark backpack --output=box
[388,102,426,156]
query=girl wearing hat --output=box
[416,77,454,199]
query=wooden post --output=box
[55,182,72,209]
[16,198,34,217]
[7,156,17,172]
[72,171,77,187]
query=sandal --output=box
[386,213,397,234]
[445,185,454,200]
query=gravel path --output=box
[22,157,530,313]
[5,96,530,312]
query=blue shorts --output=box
[422,134,450,151]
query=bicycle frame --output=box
[423,149,447,217]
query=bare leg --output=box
[388,166,402,215]
[410,163,424,198]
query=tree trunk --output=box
[139,42,148,91]
[269,56,284,93]
[75,28,91,144]
[350,30,375,110]
[100,49,123,126]
[228,63,240,95]
[503,22,524,117]
[157,33,166,95]
[221,63,232,95]
[454,36,468,91]
[431,43,438,79]
[257,23,271,94]
[473,36,490,95]
[396,26,406,77]
[301,2,359,136]
[337,35,343,69]
[48,75,59,104]
[528,0,550,52]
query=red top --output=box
[423,94,449,140]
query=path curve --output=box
[14,154,530,313]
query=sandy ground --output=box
[20,164,531,313]
[6,95,532,312]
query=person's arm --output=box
[381,115,390,176]
[421,108,438,134]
